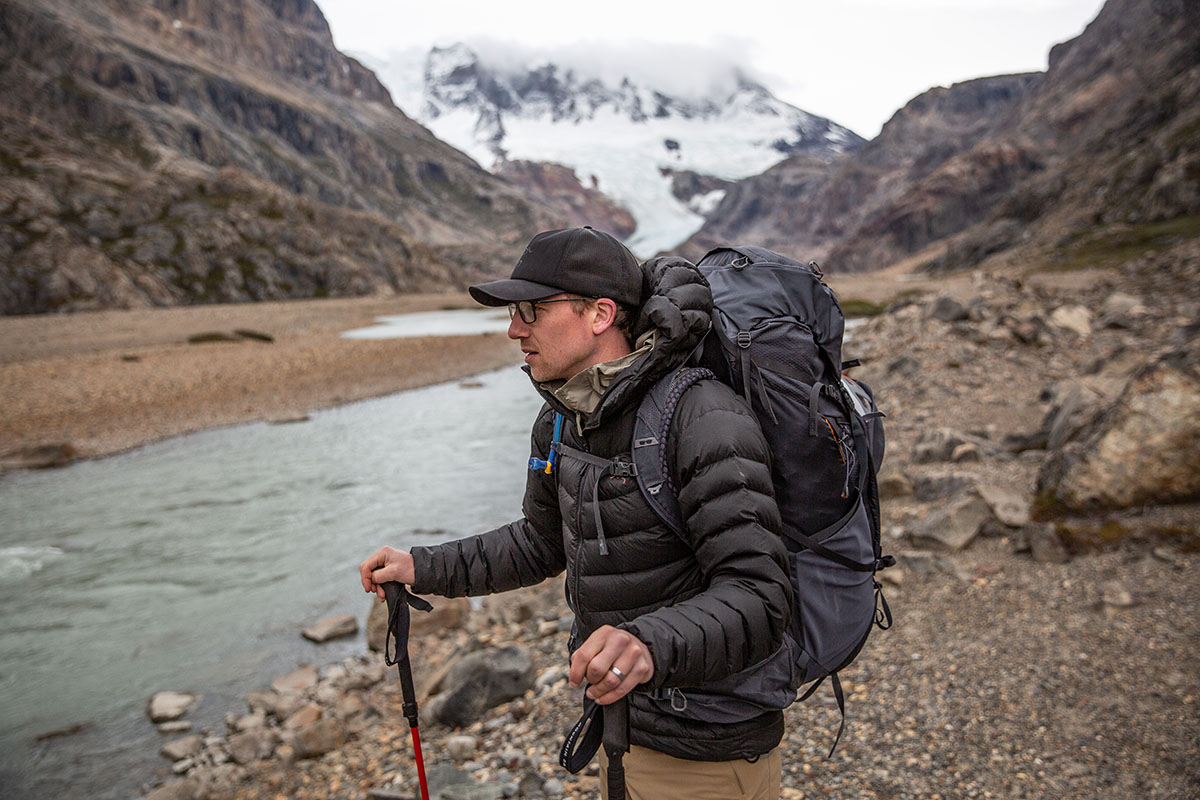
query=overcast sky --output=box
[315,0,1108,139]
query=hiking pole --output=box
[382,581,433,800]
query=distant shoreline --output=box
[0,294,524,476]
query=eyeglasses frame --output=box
[507,296,594,325]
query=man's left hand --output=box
[568,625,654,705]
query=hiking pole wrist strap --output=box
[383,581,433,800]
[559,694,631,797]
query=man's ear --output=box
[591,298,618,334]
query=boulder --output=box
[1049,304,1094,337]
[271,665,319,693]
[160,734,204,762]
[976,485,1031,528]
[1038,358,1200,509]
[291,718,346,759]
[226,728,278,765]
[1098,292,1147,327]
[912,428,968,463]
[284,704,322,730]
[481,575,566,625]
[876,464,914,500]
[1101,580,1136,616]
[929,295,968,322]
[1027,524,1070,564]
[1042,380,1111,451]
[148,691,197,723]
[445,734,479,761]
[424,645,536,728]
[142,778,200,800]
[301,614,358,643]
[366,594,470,652]
[908,495,993,551]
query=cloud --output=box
[460,37,769,102]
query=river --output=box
[0,359,541,799]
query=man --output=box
[360,226,792,799]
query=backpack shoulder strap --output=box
[630,366,715,538]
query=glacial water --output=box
[0,363,542,799]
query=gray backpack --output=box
[631,246,894,753]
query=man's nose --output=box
[508,315,529,339]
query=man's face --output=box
[508,293,601,382]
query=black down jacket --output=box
[412,257,792,760]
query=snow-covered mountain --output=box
[368,43,864,255]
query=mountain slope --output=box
[0,0,559,314]
[679,0,1200,274]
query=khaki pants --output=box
[598,744,781,800]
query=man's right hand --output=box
[359,546,415,601]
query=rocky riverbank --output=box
[128,239,1200,800]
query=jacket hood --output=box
[528,256,712,431]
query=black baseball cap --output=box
[469,227,644,307]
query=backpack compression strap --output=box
[629,367,715,538]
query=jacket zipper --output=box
[571,435,588,620]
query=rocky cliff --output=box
[0,0,559,314]
[678,0,1200,274]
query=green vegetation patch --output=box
[1054,520,1199,555]
[840,298,889,318]
[1051,213,1200,271]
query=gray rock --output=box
[292,718,345,759]
[895,550,951,576]
[227,728,278,765]
[913,474,977,502]
[1101,580,1136,609]
[929,295,968,322]
[284,704,322,730]
[1028,524,1070,564]
[1049,304,1093,337]
[877,465,914,500]
[271,665,319,693]
[141,778,200,800]
[426,763,475,795]
[156,720,193,734]
[301,614,358,643]
[913,428,968,463]
[148,691,197,723]
[1043,381,1109,451]
[445,734,479,761]
[1099,291,1147,327]
[909,495,992,551]
[340,660,386,691]
[542,778,565,798]
[950,442,982,463]
[160,734,204,762]
[424,645,537,728]
[976,485,1031,528]
[886,355,922,380]
[1039,358,1200,509]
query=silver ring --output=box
[609,666,625,680]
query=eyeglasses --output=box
[507,296,590,324]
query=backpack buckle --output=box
[736,331,752,349]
